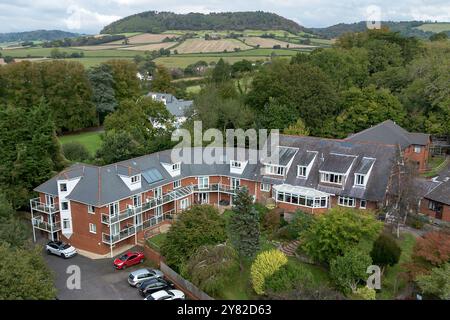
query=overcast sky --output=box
[0,0,449,34]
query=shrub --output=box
[185,244,239,297]
[330,248,373,294]
[416,263,450,300]
[370,233,401,268]
[62,141,90,162]
[161,205,226,271]
[353,286,376,300]
[264,261,314,293]
[301,207,382,264]
[251,250,288,295]
[262,210,281,236]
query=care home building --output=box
[346,120,431,173]
[30,132,399,256]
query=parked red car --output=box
[113,251,145,270]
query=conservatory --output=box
[273,184,331,209]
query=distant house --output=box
[0,58,6,66]
[147,92,193,126]
[420,177,450,222]
[346,120,431,173]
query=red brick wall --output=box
[420,198,450,222]
[404,142,430,173]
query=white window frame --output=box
[320,172,343,184]
[60,183,67,192]
[414,146,421,153]
[89,223,97,234]
[61,201,69,211]
[275,191,328,208]
[355,174,365,187]
[198,177,209,189]
[180,198,190,210]
[62,218,70,229]
[88,205,95,214]
[266,165,285,176]
[260,183,271,192]
[231,178,240,190]
[230,160,242,169]
[172,163,181,171]
[338,196,356,208]
[173,179,181,189]
[109,202,119,216]
[297,166,307,178]
[360,199,367,209]
[131,175,140,184]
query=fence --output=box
[143,245,214,300]
[160,261,214,301]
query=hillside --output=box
[309,21,450,39]
[0,30,80,43]
[101,11,305,35]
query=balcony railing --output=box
[101,186,193,225]
[102,226,136,245]
[30,198,59,214]
[32,217,61,232]
[193,183,237,194]
[102,211,176,245]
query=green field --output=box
[59,131,103,155]
[415,23,450,33]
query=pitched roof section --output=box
[319,153,356,174]
[346,120,430,148]
[34,135,397,205]
[424,179,450,205]
[147,92,193,118]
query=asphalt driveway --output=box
[44,251,147,300]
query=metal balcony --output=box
[30,198,59,214]
[32,217,61,232]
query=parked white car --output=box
[45,241,77,258]
[144,289,185,300]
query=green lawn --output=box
[377,233,417,300]
[422,155,448,178]
[147,233,167,251]
[58,131,103,156]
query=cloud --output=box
[0,0,449,33]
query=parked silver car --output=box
[128,268,164,287]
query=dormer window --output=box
[172,163,180,171]
[297,166,307,178]
[266,165,285,176]
[230,160,242,169]
[320,172,343,184]
[131,175,140,184]
[60,183,67,192]
[355,174,365,187]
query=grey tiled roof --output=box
[319,153,356,174]
[346,120,430,148]
[425,179,450,205]
[147,92,193,118]
[34,135,397,206]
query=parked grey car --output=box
[128,268,164,287]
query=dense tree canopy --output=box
[161,205,226,272]
[0,60,96,132]
[300,207,382,264]
[0,102,66,208]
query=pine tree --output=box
[228,187,260,267]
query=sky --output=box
[0,0,449,34]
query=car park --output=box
[113,251,145,270]
[127,268,164,287]
[45,241,77,259]
[144,289,185,300]
[137,278,175,296]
